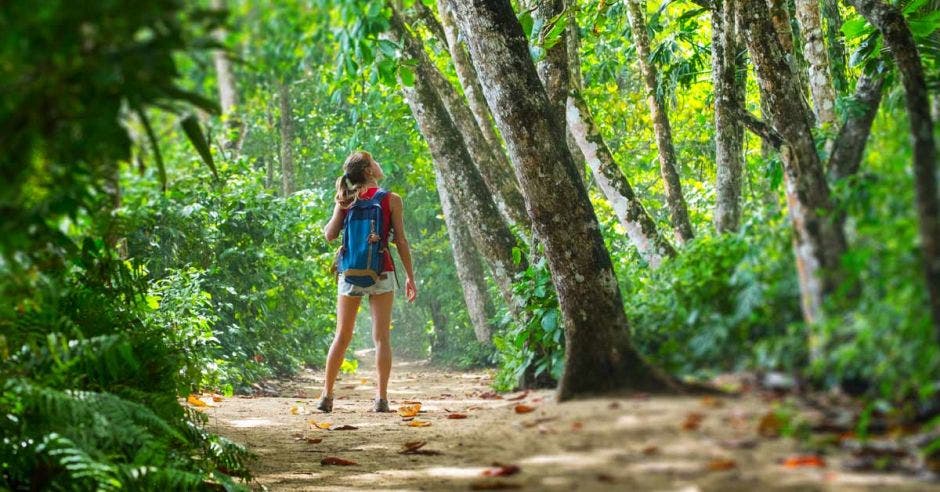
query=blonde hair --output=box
[334,150,374,209]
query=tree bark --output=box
[567,91,676,267]
[828,73,884,180]
[848,0,940,339]
[625,0,695,244]
[738,0,847,343]
[211,0,241,152]
[793,0,838,128]
[278,82,294,196]
[448,0,679,400]
[565,3,589,182]
[434,169,497,343]
[392,7,530,230]
[712,0,747,233]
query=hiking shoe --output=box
[316,395,333,413]
[372,398,390,413]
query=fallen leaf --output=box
[467,405,484,411]
[506,391,529,401]
[642,445,659,455]
[719,438,759,449]
[482,464,520,477]
[187,395,207,407]
[408,419,431,427]
[782,455,826,468]
[320,456,357,466]
[757,412,782,438]
[403,400,422,405]
[398,403,422,418]
[571,421,584,431]
[479,391,504,400]
[469,481,521,490]
[360,378,369,384]
[514,404,536,414]
[332,424,358,431]
[401,416,415,422]
[401,440,427,452]
[294,436,323,444]
[596,473,616,482]
[707,458,737,471]
[447,413,469,419]
[681,412,705,431]
[290,405,302,415]
[700,396,724,408]
[211,395,224,402]
[341,384,356,389]
[608,402,622,410]
[522,416,557,428]
[308,419,332,430]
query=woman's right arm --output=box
[324,203,346,242]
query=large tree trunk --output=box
[434,169,497,343]
[565,2,589,182]
[738,0,847,346]
[625,0,695,244]
[828,73,884,180]
[712,0,747,233]
[392,7,529,230]
[848,0,940,339]
[448,0,679,400]
[793,0,838,128]
[278,82,294,196]
[211,0,241,153]
[567,91,676,267]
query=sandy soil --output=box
[204,353,938,491]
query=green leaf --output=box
[399,65,415,87]
[541,310,558,332]
[180,114,218,180]
[518,10,534,39]
[134,106,166,192]
[163,86,221,115]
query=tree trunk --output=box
[565,3,589,182]
[848,0,940,339]
[793,0,838,128]
[567,91,676,267]
[828,73,884,180]
[278,82,294,196]
[625,0,695,244]
[448,0,679,400]
[738,0,847,345]
[712,0,747,233]
[391,7,529,230]
[211,0,241,153]
[434,169,497,343]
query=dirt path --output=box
[205,354,936,491]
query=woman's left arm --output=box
[389,193,417,302]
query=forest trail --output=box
[206,356,933,491]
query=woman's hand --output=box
[405,277,417,303]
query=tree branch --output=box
[828,72,884,179]
[732,104,784,149]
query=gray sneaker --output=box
[316,395,333,413]
[372,398,390,413]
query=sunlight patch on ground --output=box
[263,472,325,481]
[519,448,626,469]
[424,466,490,478]
[226,418,281,428]
[626,459,703,474]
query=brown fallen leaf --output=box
[719,438,759,449]
[447,413,469,419]
[596,473,616,482]
[408,419,431,427]
[341,384,356,389]
[187,395,208,407]
[571,421,584,431]
[522,416,558,428]
[757,412,782,438]
[320,456,357,466]
[479,391,504,400]
[402,400,422,405]
[398,403,422,418]
[707,458,738,471]
[700,396,724,408]
[782,455,826,468]
[294,436,323,444]
[399,441,442,455]
[514,404,536,414]
[641,445,659,455]
[469,481,521,490]
[482,464,521,477]
[401,440,427,452]
[506,390,529,401]
[332,424,358,431]
[608,402,622,410]
[681,412,705,431]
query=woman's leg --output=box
[322,294,362,398]
[369,291,394,400]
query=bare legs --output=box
[370,291,394,400]
[322,294,361,398]
[320,291,395,401]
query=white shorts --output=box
[338,272,396,297]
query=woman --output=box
[318,151,417,413]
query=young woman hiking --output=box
[318,151,417,413]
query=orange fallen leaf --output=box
[514,404,536,414]
[447,413,469,419]
[681,412,705,431]
[782,455,826,468]
[757,412,782,437]
[506,391,529,401]
[571,421,584,431]
[398,403,422,418]
[211,395,224,402]
[308,419,332,430]
[482,464,521,477]
[187,395,208,407]
[707,458,737,471]
[332,424,358,430]
[320,456,357,466]
[408,419,432,427]
[700,396,724,408]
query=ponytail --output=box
[334,150,374,209]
